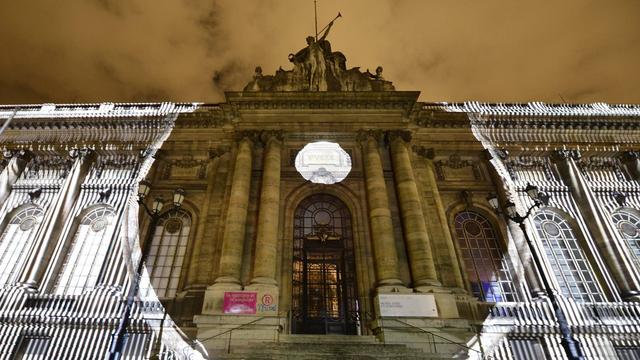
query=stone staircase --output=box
[209,334,457,359]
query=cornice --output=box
[224,91,420,114]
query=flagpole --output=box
[314,0,318,40]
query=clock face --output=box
[295,141,351,184]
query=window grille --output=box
[454,211,517,302]
[143,209,191,298]
[0,207,43,286]
[292,194,358,335]
[615,346,640,360]
[533,211,604,302]
[13,335,50,359]
[612,211,640,270]
[54,207,116,295]
[508,338,548,359]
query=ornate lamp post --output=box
[108,180,185,360]
[487,183,584,360]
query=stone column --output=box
[22,148,96,288]
[211,136,254,289]
[552,150,640,300]
[360,132,406,292]
[248,133,282,288]
[0,150,32,206]
[388,133,439,290]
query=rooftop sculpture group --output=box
[244,14,395,92]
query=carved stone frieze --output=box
[504,156,555,181]
[412,146,435,160]
[434,153,482,181]
[93,155,139,179]
[550,149,581,162]
[576,157,626,181]
[161,155,209,180]
[25,153,75,179]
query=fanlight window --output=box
[454,211,517,302]
[612,210,640,270]
[533,211,604,302]
[143,209,190,298]
[54,207,116,295]
[0,207,44,286]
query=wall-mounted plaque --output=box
[376,294,438,317]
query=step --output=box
[210,338,453,360]
[276,334,379,344]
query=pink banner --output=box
[223,292,257,314]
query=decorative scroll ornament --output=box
[305,224,341,243]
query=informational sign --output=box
[376,294,438,317]
[223,292,257,314]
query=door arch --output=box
[291,193,358,335]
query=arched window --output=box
[143,209,191,298]
[454,211,517,302]
[612,210,640,270]
[0,207,44,286]
[54,207,116,295]
[533,210,604,302]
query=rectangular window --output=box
[509,338,547,359]
[615,346,640,360]
[13,336,50,359]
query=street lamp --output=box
[487,184,584,360]
[108,181,185,360]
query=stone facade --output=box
[2,90,640,358]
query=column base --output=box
[413,278,442,289]
[244,283,280,315]
[413,286,460,319]
[202,279,242,315]
[248,276,277,286]
[376,285,413,294]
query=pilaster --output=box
[22,148,97,289]
[552,149,640,300]
[0,149,33,206]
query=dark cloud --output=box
[0,0,639,104]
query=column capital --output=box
[550,149,581,162]
[2,148,33,161]
[386,130,412,145]
[233,130,261,145]
[208,146,231,159]
[356,129,385,144]
[621,150,640,162]
[260,130,284,146]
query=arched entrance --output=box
[291,194,358,335]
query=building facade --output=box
[2,46,640,359]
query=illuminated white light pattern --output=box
[295,141,351,184]
[0,207,43,286]
[55,207,116,295]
